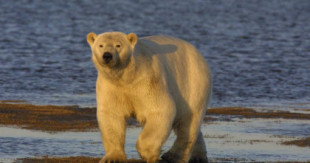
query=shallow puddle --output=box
[202,119,310,161]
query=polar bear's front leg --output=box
[136,99,176,163]
[97,108,127,163]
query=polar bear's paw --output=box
[99,153,127,163]
[161,152,183,163]
[189,157,208,163]
[99,158,126,163]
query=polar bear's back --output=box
[139,35,211,111]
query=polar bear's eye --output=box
[116,44,121,48]
[99,45,103,48]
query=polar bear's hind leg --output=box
[162,110,205,163]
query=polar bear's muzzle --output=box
[102,52,113,64]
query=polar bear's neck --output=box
[97,55,143,86]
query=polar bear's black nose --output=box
[103,52,113,63]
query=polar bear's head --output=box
[87,32,137,70]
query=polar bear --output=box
[87,31,211,163]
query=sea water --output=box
[0,0,309,108]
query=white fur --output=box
[87,32,211,163]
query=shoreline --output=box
[1,100,309,132]
[1,100,309,162]
[0,102,97,132]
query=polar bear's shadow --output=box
[141,39,178,56]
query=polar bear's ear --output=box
[87,32,97,46]
[127,33,138,46]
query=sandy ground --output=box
[0,100,309,162]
